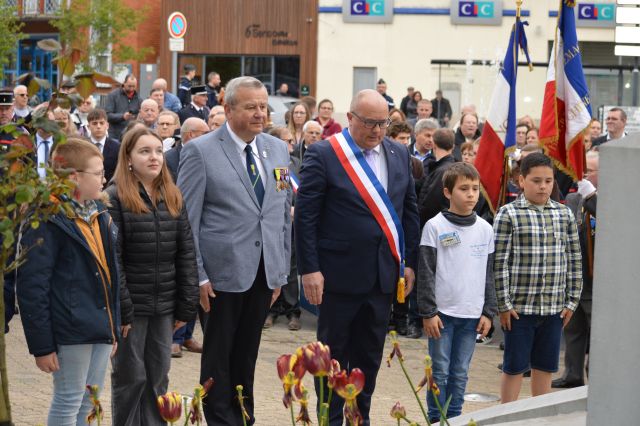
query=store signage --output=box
[575,3,616,28]
[244,25,298,46]
[450,0,502,25]
[342,0,394,23]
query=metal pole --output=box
[633,57,639,107]
[171,50,178,95]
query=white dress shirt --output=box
[91,136,107,154]
[348,129,388,191]
[36,134,53,179]
[226,123,267,184]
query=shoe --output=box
[171,343,182,358]
[288,316,301,331]
[551,378,584,388]
[406,323,422,339]
[395,321,408,336]
[263,314,275,329]
[476,334,493,345]
[500,341,505,351]
[183,338,203,353]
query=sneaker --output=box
[171,343,183,358]
[263,314,275,329]
[406,323,422,339]
[288,316,301,331]
[476,334,493,345]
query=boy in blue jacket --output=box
[17,138,123,424]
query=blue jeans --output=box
[426,313,478,420]
[48,343,112,425]
[173,319,195,345]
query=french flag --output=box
[539,2,591,181]
[475,17,531,212]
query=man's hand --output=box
[404,267,415,295]
[560,308,574,328]
[271,287,282,307]
[476,315,492,337]
[500,309,519,331]
[200,282,216,312]
[423,315,444,339]
[174,320,186,332]
[110,342,118,358]
[121,324,132,338]
[302,272,324,305]
[123,111,132,121]
[35,352,59,373]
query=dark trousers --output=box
[317,286,393,426]
[407,285,421,326]
[201,258,273,426]
[111,314,173,426]
[270,236,300,318]
[561,300,592,383]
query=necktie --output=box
[245,145,265,206]
[42,139,51,166]
[363,149,378,178]
[95,142,102,153]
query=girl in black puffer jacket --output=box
[107,127,199,425]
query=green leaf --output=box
[0,218,11,232]
[15,185,35,204]
[2,230,14,249]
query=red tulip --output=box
[386,331,404,367]
[334,368,365,402]
[157,391,182,423]
[299,342,332,377]
[327,359,342,389]
[276,353,306,408]
[296,387,312,426]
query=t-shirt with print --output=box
[421,212,495,318]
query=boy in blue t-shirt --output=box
[417,162,497,422]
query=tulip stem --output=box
[325,388,333,426]
[290,401,296,425]
[432,395,451,426]
[319,378,325,424]
[397,358,430,425]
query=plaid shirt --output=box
[493,194,582,315]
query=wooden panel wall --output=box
[159,0,318,96]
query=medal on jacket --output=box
[274,167,290,191]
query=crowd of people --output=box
[0,72,623,425]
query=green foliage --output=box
[51,0,153,72]
[0,3,25,81]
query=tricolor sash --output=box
[290,169,300,194]
[328,128,407,302]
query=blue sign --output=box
[450,0,502,25]
[343,0,393,23]
[351,0,385,16]
[577,3,614,21]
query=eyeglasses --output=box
[350,111,392,130]
[78,169,105,178]
[16,93,28,97]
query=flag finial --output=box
[516,0,523,19]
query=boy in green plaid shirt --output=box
[493,153,582,403]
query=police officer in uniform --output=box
[178,85,211,124]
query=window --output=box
[44,0,61,14]
[22,0,37,14]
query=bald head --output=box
[350,89,388,114]
[181,117,209,144]
[152,78,168,91]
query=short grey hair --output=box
[414,118,439,134]
[303,120,322,133]
[225,76,266,106]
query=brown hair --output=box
[51,137,103,173]
[386,121,412,138]
[287,102,311,135]
[112,127,183,217]
[460,141,475,154]
[87,108,108,122]
[443,162,480,192]
[433,128,455,151]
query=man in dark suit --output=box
[295,89,420,425]
[165,117,209,184]
[178,85,211,124]
[178,77,292,425]
[87,108,120,184]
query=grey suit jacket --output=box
[177,125,292,292]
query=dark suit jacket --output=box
[103,138,121,184]
[294,136,420,295]
[178,104,210,124]
[166,144,182,182]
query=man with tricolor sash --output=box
[295,89,420,424]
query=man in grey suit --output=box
[177,76,292,426]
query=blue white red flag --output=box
[539,0,591,181]
[290,169,299,194]
[475,16,532,212]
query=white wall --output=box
[317,0,615,123]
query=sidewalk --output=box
[8,312,562,425]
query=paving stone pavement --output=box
[7,312,566,425]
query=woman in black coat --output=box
[107,127,199,425]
